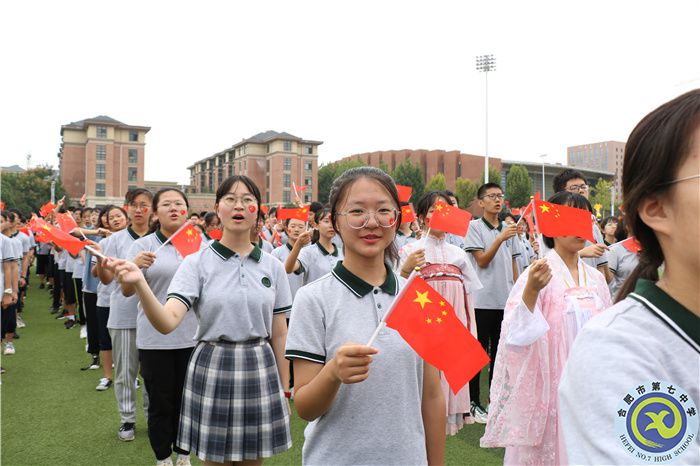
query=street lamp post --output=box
[476,54,496,183]
[610,185,615,216]
[539,154,547,199]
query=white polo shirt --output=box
[285,261,427,465]
[105,227,143,329]
[128,230,203,350]
[298,241,343,285]
[167,241,292,342]
[608,242,640,298]
[95,235,117,307]
[271,242,305,315]
[464,218,520,310]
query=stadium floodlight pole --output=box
[539,154,547,199]
[476,54,496,183]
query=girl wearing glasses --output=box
[111,176,293,465]
[284,207,343,285]
[559,89,700,465]
[286,167,445,465]
[398,190,482,435]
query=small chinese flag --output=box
[277,205,310,222]
[622,237,642,253]
[534,194,595,242]
[395,185,413,203]
[30,218,88,255]
[401,204,416,224]
[35,230,50,243]
[0,201,5,210]
[56,212,79,233]
[386,276,490,394]
[170,223,202,258]
[39,201,57,218]
[261,205,269,215]
[511,207,521,215]
[428,201,472,237]
[208,229,223,240]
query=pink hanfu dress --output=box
[480,249,612,465]
[399,235,482,435]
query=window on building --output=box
[242,145,247,155]
[305,145,313,155]
[283,174,291,187]
[283,190,291,203]
[283,158,292,171]
[128,148,138,164]
[128,185,137,191]
[305,193,312,203]
[96,126,107,138]
[305,177,312,187]
[128,167,138,182]
[304,161,313,171]
[96,164,106,180]
[129,131,138,142]
[96,145,106,160]
[95,182,106,197]
[283,141,292,151]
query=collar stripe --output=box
[331,269,363,298]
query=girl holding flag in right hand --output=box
[285,167,445,466]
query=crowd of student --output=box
[1,89,698,465]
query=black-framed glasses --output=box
[566,184,589,192]
[336,208,399,229]
[480,193,505,200]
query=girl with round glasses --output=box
[398,190,482,435]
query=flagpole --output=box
[153,221,192,255]
[366,275,417,347]
[515,199,534,227]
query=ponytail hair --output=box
[616,89,700,302]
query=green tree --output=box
[589,177,615,217]
[378,161,391,175]
[317,159,366,204]
[505,165,533,209]
[454,177,478,210]
[481,166,502,186]
[392,160,424,204]
[425,173,447,192]
[0,165,66,215]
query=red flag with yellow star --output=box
[170,223,202,258]
[534,194,594,242]
[276,205,310,222]
[428,201,472,237]
[55,212,79,233]
[385,276,490,394]
[39,201,57,218]
[29,217,88,255]
[400,204,416,224]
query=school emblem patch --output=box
[615,380,698,463]
[261,276,271,288]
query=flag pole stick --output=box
[515,200,534,227]
[154,221,192,255]
[365,275,418,347]
[85,245,108,261]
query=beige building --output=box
[59,115,150,206]
[567,141,625,201]
[188,131,322,204]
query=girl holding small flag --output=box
[480,191,611,465]
[285,208,343,285]
[286,167,445,465]
[112,175,293,464]
[559,90,700,465]
[398,190,483,435]
[119,188,204,466]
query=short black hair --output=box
[552,169,586,194]
[125,188,153,204]
[477,182,502,199]
[541,191,593,249]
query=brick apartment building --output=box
[188,131,322,204]
[58,115,150,206]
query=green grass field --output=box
[1,274,504,465]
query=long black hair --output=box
[616,89,700,301]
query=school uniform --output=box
[82,236,102,355]
[128,230,204,461]
[35,241,51,276]
[515,233,535,274]
[72,251,87,324]
[167,241,292,463]
[464,217,521,404]
[63,251,77,306]
[1,235,19,337]
[607,242,640,298]
[297,241,343,285]
[271,243,305,315]
[95,235,117,352]
[51,248,63,311]
[104,227,149,425]
[257,236,274,253]
[286,261,427,465]
[559,279,700,465]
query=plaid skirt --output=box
[177,339,292,462]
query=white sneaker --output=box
[79,325,87,339]
[156,458,173,466]
[16,317,26,328]
[135,378,141,389]
[96,378,113,391]
[3,343,16,355]
[175,454,191,466]
[470,401,488,424]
